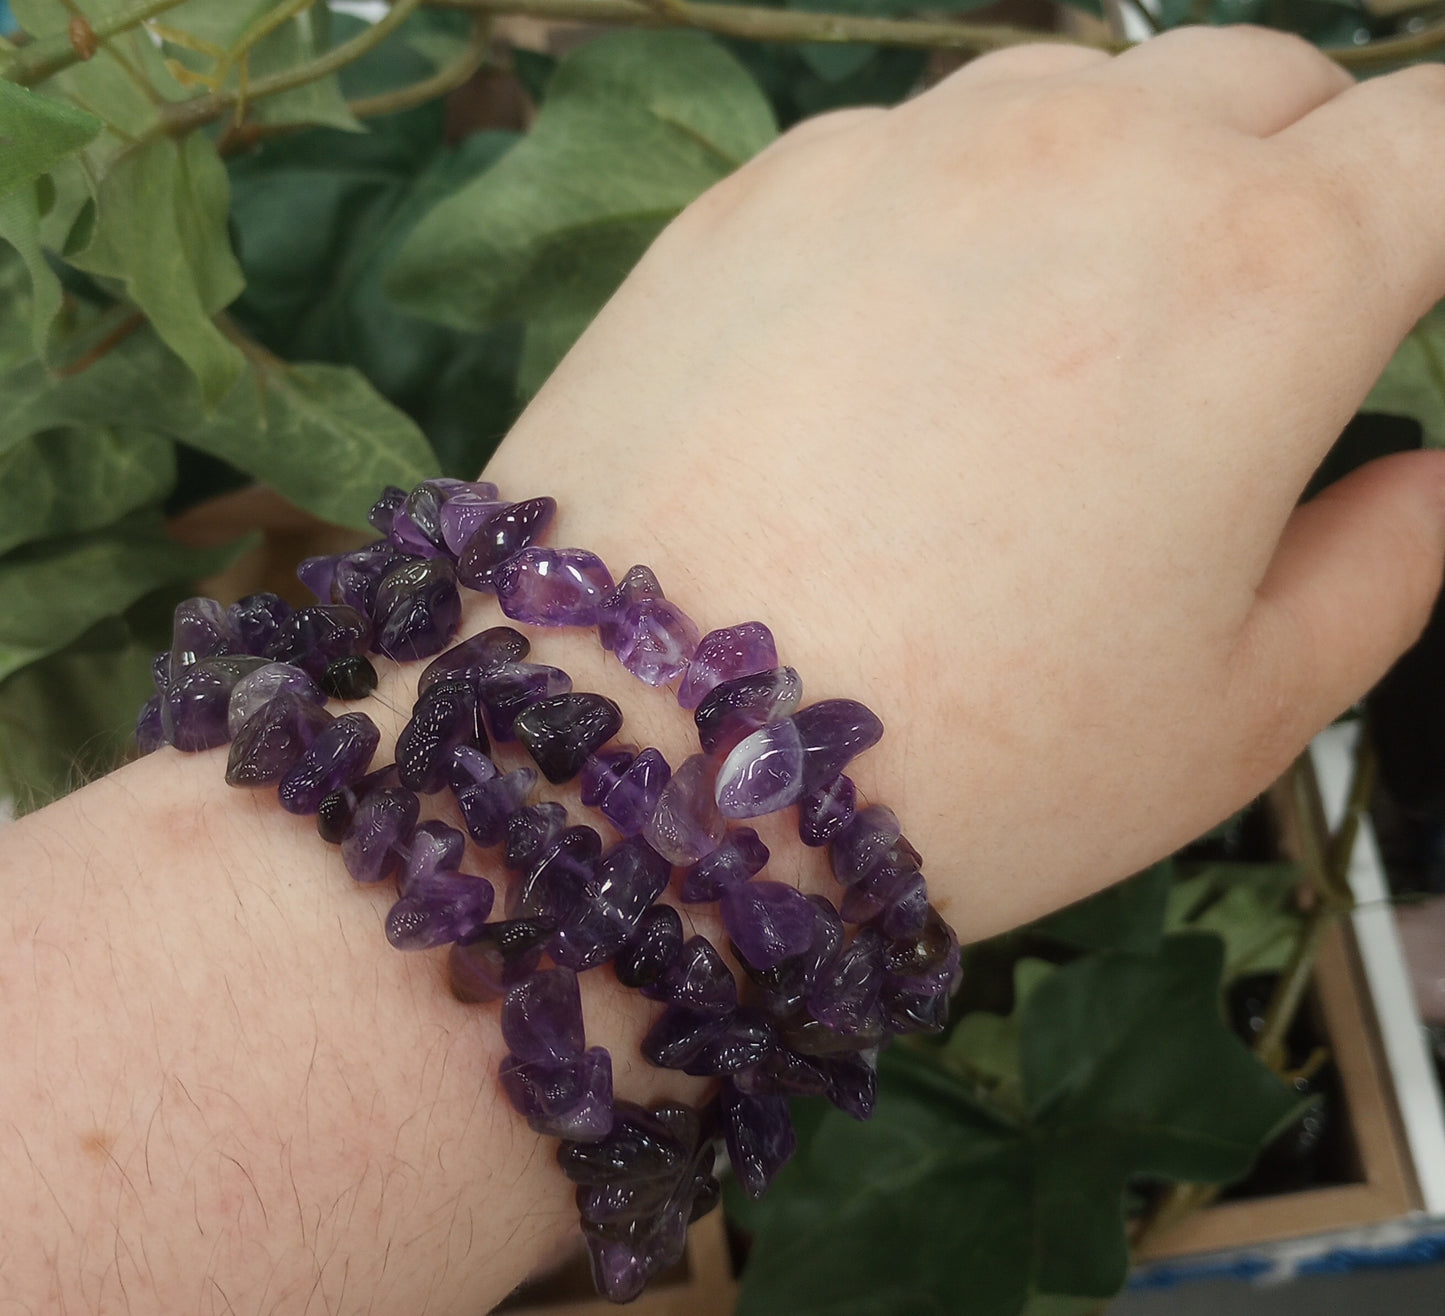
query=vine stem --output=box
[4,0,193,87]
[150,0,428,139]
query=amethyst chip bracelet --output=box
[135,476,961,1303]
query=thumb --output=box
[1236,449,1445,767]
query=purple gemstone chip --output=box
[457,496,557,590]
[615,904,683,989]
[645,935,737,1015]
[513,693,624,786]
[550,836,672,972]
[615,599,700,687]
[676,622,778,711]
[396,679,485,794]
[722,881,817,971]
[597,565,662,653]
[386,869,495,949]
[277,712,380,815]
[417,627,530,696]
[798,774,857,847]
[455,766,537,848]
[226,593,292,656]
[225,691,332,786]
[168,596,232,680]
[679,827,769,903]
[721,1084,797,1201]
[599,748,671,837]
[227,662,325,738]
[500,1046,614,1141]
[642,754,724,865]
[495,547,614,627]
[373,558,462,662]
[694,667,802,758]
[476,662,572,743]
[162,654,268,751]
[341,786,420,883]
[503,966,587,1063]
[580,746,636,809]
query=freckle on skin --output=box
[80,1130,111,1161]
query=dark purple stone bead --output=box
[135,696,164,754]
[514,693,624,785]
[225,691,332,786]
[808,927,886,1034]
[319,654,378,702]
[389,480,452,557]
[476,662,572,743]
[510,825,601,925]
[576,1177,678,1226]
[438,490,506,558]
[277,712,379,815]
[643,1007,775,1076]
[503,966,586,1063]
[679,827,769,903]
[386,869,495,949]
[340,785,419,883]
[642,754,724,865]
[333,541,405,616]
[615,598,700,687]
[161,654,268,751]
[169,596,232,680]
[676,622,778,711]
[557,1101,689,1186]
[500,1046,614,1141]
[504,802,568,871]
[837,841,922,925]
[737,894,845,1018]
[599,748,670,837]
[694,666,803,758]
[550,836,672,971]
[721,1084,796,1201]
[641,1005,724,1071]
[734,1047,830,1099]
[645,936,737,1015]
[457,496,557,590]
[226,592,291,657]
[716,699,883,820]
[597,564,663,654]
[495,547,614,627]
[781,1012,885,1058]
[830,805,904,886]
[448,918,550,1001]
[315,765,395,844]
[883,982,951,1035]
[585,1240,649,1305]
[417,627,530,696]
[580,745,636,809]
[396,679,485,794]
[722,881,817,972]
[456,766,536,848]
[373,558,462,662]
[151,651,170,694]
[265,605,370,678]
[297,554,339,605]
[798,774,857,847]
[401,819,467,887]
[227,662,324,738]
[878,872,930,938]
[367,485,407,536]
[883,907,957,979]
[449,743,497,793]
[823,1049,879,1119]
[615,905,683,989]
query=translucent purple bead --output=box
[676,622,778,711]
[597,565,662,653]
[319,654,378,701]
[557,1100,690,1186]
[500,1046,614,1141]
[642,1006,774,1076]
[226,593,292,656]
[721,1084,796,1201]
[264,604,370,678]
[438,490,506,557]
[458,496,557,589]
[645,935,737,1015]
[161,654,267,750]
[333,541,405,616]
[227,662,324,738]
[580,746,636,809]
[135,696,164,754]
[448,919,550,1001]
[830,805,904,885]
[495,547,614,627]
[798,774,857,847]
[737,894,844,1019]
[510,825,602,925]
[643,754,725,865]
[679,827,769,903]
[396,679,485,793]
[503,966,586,1063]
[417,626,529,696]
[168,596,232,680]
[722,881,817,971]
[513,693,624,785]
[389,480,451,557]
[316,765,395,844]
[615,905,683,989]
[277,712,380,815]
[402,820,467,885]
[341,785,419,883]
[615,599,700,687]
[297,554,339,604]
[225,691,332,786]
[387,867,494,950]
[373,557,462,662]
[715,699,883,820]
[550,836,672,971]
[694,666,802,758]
[367,486,406,536]
[599,748,671,837]
[455,765,536,848]
[808,927,886,1034]
[476,662,572,743]
[505,802,568,871]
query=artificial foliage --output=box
[0,0,1432,1309]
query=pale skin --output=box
[4,23,1445,1313]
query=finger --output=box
[1233,450,1445,776]
[1105,25,1352,136]
[1276,63,1445,330]
[939,42,1109,93]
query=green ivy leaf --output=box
[1030,860,1173,954]
[69,134,246,405]
[1165,862,1303,982]
[3,327,438,530]
[737,936,1301,1316]
[0,182,66,358]
[1363,308,1445,449]
[0,425,176,557]
[0,78,102,197]
[0,513,251,684]
[386,30,777,382]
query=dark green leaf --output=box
[0,181,65,356]
[1364,306,1445,449]
[737,937,1300,1315]
[1030,860,1172,954]
[1164,862,1303,982]
[69,134,246,404]
[0,78,102,197]
[0,512,251,683]
[387,29,777,373]
[511,47,557,105]
[0,424,175,557]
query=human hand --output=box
[487,25,1445,933]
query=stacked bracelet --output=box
[136,477,960,1303]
